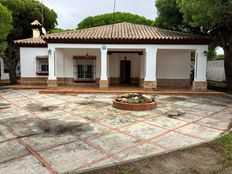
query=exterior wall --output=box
[108,53,141,85]
[19,43,208,88]
[57,48,101,79]
[55,48,100,86]
[20,47,48,85]
[207,59,225,82]
[20,47,48,77]
[0,57,9,80]
[156,49,192,88]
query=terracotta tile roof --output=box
[42,22,209,43]
[15,22,210,46]
[14,38,47,47]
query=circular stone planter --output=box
[113,100,157,111]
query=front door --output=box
[120,60,131,84]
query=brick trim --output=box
[192,81,208,91]
[157,79,191,88]
[99,80,109,88]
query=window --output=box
[73,56,96,81]
[77,64,93,79]
[41,64,49,72]
[36,57,48,75]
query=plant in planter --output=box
[113,93,157,111]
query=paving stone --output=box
[0,139,29,163]
[0,124,16,142]
[117,143,165,160]
[175,113,203,122]
[152,132,203,150]
[176,124,224,140]
[121,122,167,139]
[40,141,105,173]
[88,132,139,154]
[196,117,229,130]
[127,112,159,121]
[0,90,231,174]
[100,116,135,128]
[80,157,119,172]
[211,110,232,122]
[0,155,50,174]
[146,116,187,129]
[174,101,198,107]
[3,115,44,137]
[22,132,78,151]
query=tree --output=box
[154,0,183,31]
[77,12,154,29]
[176,0,232,89]
[154,0,224,66]
[0,0,57,84]
[0,3,12,56]
[49,28,73,34]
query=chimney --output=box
[31,20,42,38]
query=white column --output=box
[48,48,56,80]
[194,49,207,81]
[144,47,157,89]
[145,47,157,81]
[100,47,108,80]
[100,47,108,88]
[193,48,208,91]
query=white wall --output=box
[59,48,101,78]
[20,47,48,77]
[0,57,9,80]
[207,59,225,82]
[157,49,192,79]
[109,53,141,78]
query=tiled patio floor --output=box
[0,90,231,174]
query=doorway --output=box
[120,60,131,84]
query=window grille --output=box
[36,57,48,75]
[73,56,96,81]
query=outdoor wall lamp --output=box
[203,50,208,56]
[48,49,52,55]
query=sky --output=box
[42,0,157,29]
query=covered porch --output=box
[47,44,208,91]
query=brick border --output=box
[113,101,157,111]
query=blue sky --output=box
[43,0,157,29]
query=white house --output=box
[15,20,210,91]
[0,57,9,80]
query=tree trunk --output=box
[2,41,20,85]
[8,65,18,84]
[224,48,232,90]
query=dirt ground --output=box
[84,134,232,174]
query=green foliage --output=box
[0,3,12,55]
[216,54,225,59]
[0,0,57,84]
[0,0,57,40]
[208,44,217,60]
[49,28,73,34]
[214,132,232,161]
[77,12,153,29]
[154,0,183,30]
[176,0,232,48]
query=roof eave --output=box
[43,38,211,45]
[15,43,48,48]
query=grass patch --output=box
[213,132,232,161]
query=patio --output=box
[9,85,224,96]
[0,89,231,174]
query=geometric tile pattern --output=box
[0,90,231,174]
